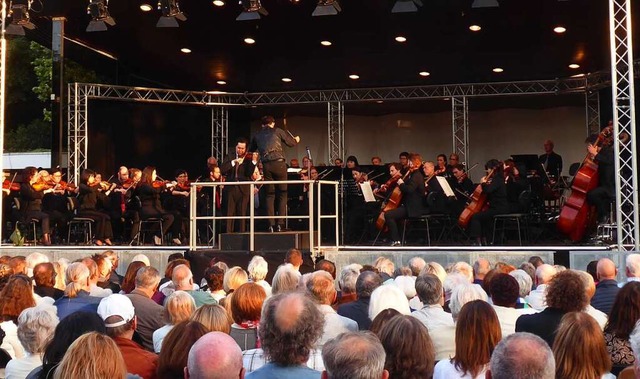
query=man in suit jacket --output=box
[338,271,383,330]
[539,139,563,179]
[221,138,257,233]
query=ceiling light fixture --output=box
[349,74,359,80]
[469,25,481,32]
[6,1,36,36]
[180,48,191,53]
[212,0,225,5]
[569,63,580,69]
[140,3,153,11]
[553,26,566,34]
[419,71,430,77]
[320,40,332,46]
[237,0,268,21]
[391,0,422,13]
[244,37,255,44]
[395,36,407,42]
[281,77,292,82]
[86,0,116,32]
[492,67,504,73]
[217,80,227,85]
[312,0,341,16]
[472,0,499,8]
[157,0,187,27]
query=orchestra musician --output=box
[334,158,344,167]
[371,156,383,166]
[447,154,460,176]
[136,166,182,245]
[250,116,300,233]
[398,152,410,174]
[78,169,114,246]
[435,154,449,177]
[374,163,402,197]
[422,161,448,214]
[20,167,54,245]
[586,134,615,224]
[449,164,474,218]
[42,168,73,242]
[503,159,528,212]
[539,139,563,179]
[380,153,425,247]
[220,138,257,233]
[467,159,509,246]
[109,166,141,243]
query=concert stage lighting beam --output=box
[157,0,187,27]
[391,0,422,14]
[236,0,268,21]
[312,0,341,16]
[86,0,115,32]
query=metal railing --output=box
[188,180,340,255]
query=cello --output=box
[376,169,411,231]
[557,126,613,241]
[458,166,496,229]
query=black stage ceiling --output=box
[17,0,639,93]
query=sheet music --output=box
[359,182,376,202]
[436,176,455,198]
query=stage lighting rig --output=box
[236,0,268,21]
[157,0,187,27]
[472,0,499,8]
[312,0,341,16]
[391,0,422,13]
[6,0,36,36]
[86,0,115,32]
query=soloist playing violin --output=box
[380,153,425,246]
[221,138,257,233]
[467,159,509,246]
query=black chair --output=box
[67,197,94,245]
[13,198,39,245]
[132,197,164,245]
[568,162,581,176]
[492,190,533,246]
[401,193,452,246]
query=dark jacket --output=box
[482,174,509,213]
[400,169,425,218]
[515,306,566,346]
[34,286,64,300]
[539,151,563,178]
[78,183,100,210]
[126,289,165,352]
[337,298,371,330]
[20,183,44,212]
[595,145,615,193]
[250,127,297,163]
[591,278,620,315]
[220,152,257,182]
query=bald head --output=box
[596,258,617,281]
[172,264,193,290]
[186,332,244,379]
[535,264,557,286]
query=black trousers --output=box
[384,206,408,242]
[468,209,502,239]
[262,160,288,227]
[78,209,113,240]
[141,207,182,237]
[224,186,250,233]
[24,210,50,234]
[587,186,614,221]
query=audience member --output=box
[185,332,245,379]
[202,266,226,301]
[408,257,426,277]
[368,283,411,321]
[525,264,556,310]
[373,258,394,284]
[81,257,112,297]
[528,256,544,268]
[271,264,300,295]
[190,304,231,334]
[32,263,64,300]
[51,332,127,379]
[623,254,640,286]
[624,323,640,379]
[173,265,217,308]
[411,273,453,331]
[394,275,418,306]
[421,261,447,285]
[120,260,147,295]
[52,259,68,292]
[519,262,536,287]
[9,256,27,275]
[101,250,123,285]
[93,254,120,293]
[575,270,608,329]
[156,320,207,379]
[338,271,382,330]
[472,258,490,285]
[315,259,336,280]
[451,262,474,283]
[247,256,271,296]
[335,265,359,309]
[603,282,640,369]
[0,263,13,291]
[25,253,49,278]
[53,262,102,320]
[443,273,469,308]
[553,312,614,379]
[153,290,196,353]
[243,292,324,377]
[587,260,599,283]
[370,309,401,336]
[223,266,249,295]
[509,269,533,308]
[433,300,501,379]
[160,258,190,290]
[131,254,151,267]
[378,315,435,379]
[285,249,303,272]
[591,258,620,315]
[486,332,555,379]
[516,270,588,346]
[321,331,389,379]
[448,283,488,322]
[230,283,267,350]
[125,265,164,352]
[0,275,37,358]
[306,271,357,346]
[5,305,58,379]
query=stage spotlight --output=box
[157,0,187,27]
[391,0,422,13]
[236,0,268,21]
[86,0,115,32]
[472,0,499,8]
[312,0,341,16]
[6,1,36,36]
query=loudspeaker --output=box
[219,231,311,251]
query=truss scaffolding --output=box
[452,97,469,169]
[211,107,228,161]
[586,90,601,136]
[0,0,6,237]
[328,102,345,162]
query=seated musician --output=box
[380,153,425,247]
[449,164,474,218]
[344,165,368,244]
[78,169,114,246]
[109,166,140,243]
[374,163,402,197]
[136,166,182,245]
[42,168,74,243]
[371,156,383,166]
[586,134,615,224]
[539,139,563,180]
[467,159,509,246]
[435,154,449,177]
[503,159,528,212]
[398,152,410,174]
[422,161,448,214]
[447,153,460,175]
[20,167,55,245]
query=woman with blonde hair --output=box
[190,304,231,334]
[52,332,127,379]
[223,266,248,294]
[152,290,196,353]
[553,312,614,379]
[271,264,299,295]
[434,300,501,378]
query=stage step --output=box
[219,231,313,251]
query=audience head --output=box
[373,257,394,278]
[190,304,231,334]
[173,264,195,291]
[204,266,225,292]
[165,258,190,280]
[509,269,533,298]
[489,273,520,308]
[223,266,249,293]
[33,262,56,288]
[378,315,435,379]
[131,254,151,266]
[545,270,588,312]
[454,300,502,377]
[586,260,598,283]
[356,271,383,300]
[487,332,555,379]
[65,262,91,298]
[307,270,337,306]
[271,264,300,295]
[407,257,426,277]
[553,312,611,379]
[449,283,488,321]
[528,256,544,268]
[0,264,12,291]
[52,332,127,379]
[120,260,146,294]
[315,259,337,280]
[322,331,389,379]
[231,282,266,324]
[97,294,137,339]
[157,320,208,379]
[9,256,27,275]
[17,304,59,355]
[247,256,269,283]
[443,273,469,302]
[473,258,491,280]
[259,292,324,366]
[368,284,411,320]
[186,332,244,379]
[164,290,196,325]
[415,273,443,306]
[53,259,68,291]
[393,275,416,300]
[92,254,113,280]
[519,262,536,285]
[338,265,360,295]
[451,261,474,283]
[26,252,49,277]
[596,258,617,281]
[604,281,640,339]
[535,264,557,286]
[629,322,640,375]
[420,261,447,285]
[285,248,303,271]
[135,265,161,292]
[370,309,401,337]
[626,254,640,279]
[0,274,36,322]
[494,261,516,274]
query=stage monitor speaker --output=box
[219,231,311,251]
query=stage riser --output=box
[219,232,312,251]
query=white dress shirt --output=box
[411,304,454,332]
[316,304,358,347]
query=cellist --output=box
[586,131,615,224]
[380,153,425,246]
[467,159,509,246]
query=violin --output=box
[32,177,54,192]
[121,178,136,190]
[3,173,20,192]
[55,180,77,192]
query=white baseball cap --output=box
[97,294,135,328]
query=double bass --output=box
[458,167,496,229]
[557,126,613,241]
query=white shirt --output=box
[411,304,454,332]
[242,348,324,373]
[152,324,173,353]
[430,325,456,361]
[433,359,487,379]
[0,321,23,359]
[5,353,42,379]
[255,280,272,297]
[525,284,548,311]
[492,305,537,337]
[618,277,640,288]
[585,305,608,330]
[316,304,358,347]
[89,284,112,298]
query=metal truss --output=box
[452,97,469,169]
[609,0,639,251]
[211,107,228,162]
[586,90,601,136]
[328,102,344,163]
[67,83,88,185]
[0,0,6,238]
